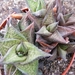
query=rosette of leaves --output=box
[24,0,75,61]
[0,0,75,75]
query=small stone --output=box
[69,72,73,74]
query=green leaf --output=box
[36,26,52,36]
[15,60,38,75]
[59,44,68,50]
[33,9,46,18]
[63,13,72,22]
[5,64,23,75]
[4,25,27,41]
[47,22,58,32]
[26,0,46,12]
[2,45,27,64]
[42,7,54,25]
[18,13,31,31]
[21,22,34,43]
[0,39,21,55]
[26,0,38,12]
[21,42,51,64]
[16,42,28,57]
[36,0,46,11]
[58,45,67,61]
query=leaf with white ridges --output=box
[15,60,38,75]
[0,39,21,55]
[2,45,27,64]
[33,9,46,17]
[36,0,46,11]
[42,7,54,25]
[21,42,51,64]
[47,30,68,44]
[36,26,52,36]
[4,25,27,41]
[58,26,75,37]
[21,22,34,43]
[47,22,58,32]
[26,0,38,12]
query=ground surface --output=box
[0,0,75,75]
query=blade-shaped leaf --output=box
[58,26,75,37]
[36,26,52,36]
[4,25,27,41]
[47,22,58,32]
[47,30,68,43]
[57,13,65,25]
[25,0,38,12]
[15,60,38,75]
[63,13,72,22]
[36,35,47,43]
[42,8,55,25]
[65,14,75,25]
[21,42,51,64]
[33,9,46,18]
[18,13,31,31]
[36,0,46,11]
[5,64,22,75]
[58,45,67,61]
[21,22,34,43]
[2,45,27,64]
[0,39,21,55]
[27,11,43,30]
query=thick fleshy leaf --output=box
[47,0,55,9]
[47,48,57,60]
[0,33,4,38]
[4,25,27,41]
[25,0,38,12]
[18,13,31,31]
[15,60,38,75]
[26,0,46,12]
[58,26,75,37]
[27,11,43,30]
[47,22,58,32]
[21,22,34,43]
[65,14,75,25]
[5,65,22,75]
[42,8,54,25]
[2,45,27,64]
[47,30,68,43]
[36,0,46,11]
[16,42,28,57]
[63,13,72,22]
[36,26,52,36]
[57,13,65,25]
[58,45,67,61]
[36,35,47,43]
[0,39,21,55]
[33,9,46,17]
[13,70,23,75]
[37,41,53,50]
[21,42,51,64]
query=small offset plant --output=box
[0,0,75,75]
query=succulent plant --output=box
[0,0,75,75]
